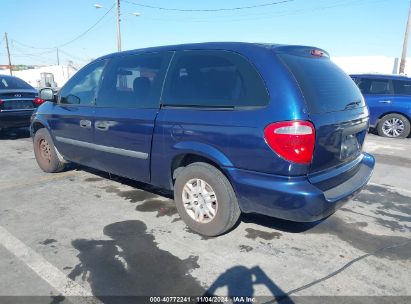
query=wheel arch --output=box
[30,119,51,137]
[170,143,234,189]
[377,111,411,123]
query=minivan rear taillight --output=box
[264,121,315,164]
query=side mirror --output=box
[39,88,55,102]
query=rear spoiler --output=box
[272,45,330,58]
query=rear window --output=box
[0,76,34,90]
[279,54,364,114]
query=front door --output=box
[49,60,107,168]
[93,52,172,182]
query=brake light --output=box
[0,99,3,105]
[33,97,45,105]
[311,49,325,57]
[264,121,315,164]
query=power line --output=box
[11,39,54,50]
[58,49,89,62]
[10,3,114,52]
[56,3,115,48]
[10,43,56,57]
[131,0,378,23]
[123,0,295,12]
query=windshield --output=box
[0,76,34,90]
[278,53,364,114]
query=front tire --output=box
[33,128,65,173]
[377,114,410,138]
[174,162,241,237]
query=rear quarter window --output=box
[163,50,269,108]
[393,80,411,96]
[279,53,364,114]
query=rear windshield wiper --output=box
[344,100,362,109]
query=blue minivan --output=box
[32,43,375,236]
[351,74,411,138]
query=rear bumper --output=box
[0,110,33,129]
[226,153,375,222]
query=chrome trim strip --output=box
[55,136,149,160]
[0,98,36,101]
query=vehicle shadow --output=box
[78,166,173,199]
[0,127,31,140]
[79,166,321,234]
[240,213,321,234]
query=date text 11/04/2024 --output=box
[149,296,256,303]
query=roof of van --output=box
[97,42,327,60]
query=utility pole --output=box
[116,0,121,51]
[400,0,411,74]
[56,48,60,66]
[4,32,12,76]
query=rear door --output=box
[278,49,368,176]
[391,79,411,116]
[93,52,172,182]
[49,60,107,167]
[353,77,394,126]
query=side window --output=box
[369,79,391,95]
[355,78,371,94]
[393,80,411,96]
[59,60,106,105]
[97,52,171,108]
[163,50,269,107]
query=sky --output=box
[0,0,409,66]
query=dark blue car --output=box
[0,75,44,131]
[351,74,411,138]
[31,42,375,236]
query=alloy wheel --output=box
[382,118,405,137]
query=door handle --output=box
[378,100,391,104]
[80,120,92,128]
[95,121,110,131]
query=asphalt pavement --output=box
[0,128,410,304]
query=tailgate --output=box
[277,46,368,175]
[309,108,368,174]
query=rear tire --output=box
[377,114,410,138]
[33,128,65,173]
[174,162,241,237]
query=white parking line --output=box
[0,225,100,303]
